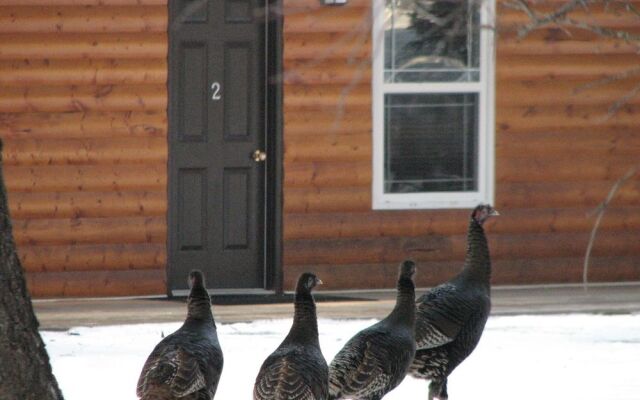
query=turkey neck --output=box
[386,275,415,327]
[186,287,215,326]
[461,218,491,288]
[285,289,319,345]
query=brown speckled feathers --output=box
[328,261,416,400]
[254,273,328,400]
[137,271,223,400]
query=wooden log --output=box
[496,134,640,158]
[0,33,167,60]
[496,105,640,134]
[499,18,640,34]
[284,33,371,60]
[285,160,371,188]
[285,179,640,213]
[284,101,371,117]
[283,231,640,266]
[2,137,167,166]
[0,59,167,86]
[498,257,565,286]
[497,79,640,107]
[497,54,638,81]
[498,53,638,66]
[0,85,167,113]
[26,269,165,298]
[284,210,467,241]
[498,103,640,121]
[498,6,640,28]
[284,59,372,85]
[497,156,639,183]
[7,191,166,219]
[497,38,639,56]
[1,0,166,5]
[285,0,638,13]
[3,164,166,192]
[497,130,640,147]
[284,84,371,109]
[283,255,640,289]
[499,0,640,4]
[0,6,167,33]
[284,262,461,291]
[285,236,414,266]
[497,144,640,159]
[284,207,640,240]
[497,128,640,142]
[19,243,166,273]
[0,111,167,139]
[498,121,640,137]
[497,180,640,209]
[285,111,371,137]
[284,134,371,163]
[497,0,640,12]
[284,187,371,213]
[497,25,640,44]
[285,6,371,34]
[12,216,166,246]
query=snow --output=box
[42,313,640,400]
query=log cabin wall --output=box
[281,0,640,290]
[0,0,168,297]
[1,0,639,297]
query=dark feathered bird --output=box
[254,272,328,400]
[137,270,223,400]
[410,204,498,400]
[328,260,416,400]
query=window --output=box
[372,0,495,209]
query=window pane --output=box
[384,93,479,193]
[384,0,480,83]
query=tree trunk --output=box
[0,138,64,400]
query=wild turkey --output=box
[409,204,499,400]
[137,270,223,400]
[254,272,328,400]
[328,260,416,400]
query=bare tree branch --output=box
[574,66,640,93]
[504,0,640,116]
[563,17,640,43]
[504,0,640,42]
[623,1,640,18]
[583,166,639,291]
[607,83,640,115]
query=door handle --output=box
[252,150,267,162]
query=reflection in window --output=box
[384,93,478,193]
[384,0,481,83]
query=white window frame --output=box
[372,0,496,210]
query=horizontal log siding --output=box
[0,1,168,297]
[281,0,640,290]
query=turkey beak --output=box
[316,278,323,286]
[490,209,500,216]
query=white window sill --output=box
[372,192,492,210]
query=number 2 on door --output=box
[211,82,222,100]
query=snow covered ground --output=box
[43,313,640,400]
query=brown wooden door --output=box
[168,0,267,293]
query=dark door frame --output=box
[264,0,284,294]
[166,0,283,295]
